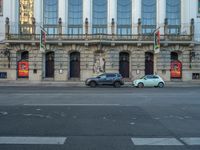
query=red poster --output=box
[170,60,182,78]
[18,61,29,78]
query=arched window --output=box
[117,0,132,35]
[142,0,156,34]
[68,0,83,34]
[92,0,107,34]
[43,0,58,34]
[166,0,181,34]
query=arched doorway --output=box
[145,52,154,75]
[119,52,129,78]
[170,52,182,79]
[17,51,29,78]
[70,52,80,78]
[45,52,54,78]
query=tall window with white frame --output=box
[166,0,181,34]
[43,0,58,34]
[117,0,132,35]
[92,0,107,34]
[0,0,3,16]
[68,0,83,35]
[141,0,156,34]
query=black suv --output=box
[85,73,124,88]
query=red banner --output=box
[18,61,29,78]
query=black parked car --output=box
[85,73,124,88]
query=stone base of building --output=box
[1,44,200,82]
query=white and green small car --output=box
[133,75,165,88]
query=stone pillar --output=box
[32,17,36,40]
[111,18,115,36]
[137,18,142,41]
[190,18,194,41]
[137,18,142,34]
[58,18,62,40]
[85,18,89,35]
[5,17,10,40]
[164,18,168,41]
[85,18,89,41]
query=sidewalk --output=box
[0,80,200,87]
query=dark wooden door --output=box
[145,52,154,75]
[70,52,80,78]
[45,52,54,78]
[119,52,129,78]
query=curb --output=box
[0,81,200,87]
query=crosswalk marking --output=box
[131,138,183,146]
[181,137,200,145]
[0,137,67,145]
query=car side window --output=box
[117,74,122,78]
[98,74,106,78]
[146,75,152,79]
[106,74,116,78]
[153,76,159,79]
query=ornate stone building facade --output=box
[0,0,200,81]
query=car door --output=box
[98,74,107,85]
[105,74,116,85]
[152,75,160,86]
[143,75,154,87]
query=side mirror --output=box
[144,77,147,80]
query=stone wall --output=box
[0,43,199,81]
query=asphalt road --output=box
[0,86,200,150]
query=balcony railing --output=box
[4,18,195,43]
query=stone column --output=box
[111,18,115,37]
[32,17,36,40]
[190,18,194,41]
[58,18,62,40]
[5,17,10,40]
[137,18,142,41]
[85,18,89,35]
[164,18,168,41]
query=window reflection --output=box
[117,0,132,35]
[68,0,83,34]
[43,0,58,34]
[92,0,107,34]
[166,0,181,34]
[19,0,34,34]
[0,0,3,15]
[142,0,156,34]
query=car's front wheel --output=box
[89,81,97,87]
[113,81,121,88]
[138,82,144,88]
[158,82,164,88]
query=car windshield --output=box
[140,75,146,79]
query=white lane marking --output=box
[131,138,183,146]
[181,137,200,145]
[23,104,120,106]
[0,137,67,145]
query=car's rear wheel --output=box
[138,82,144,88]
[89,81,97,87]
[158,82,164,88]
[114,81,121,88]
